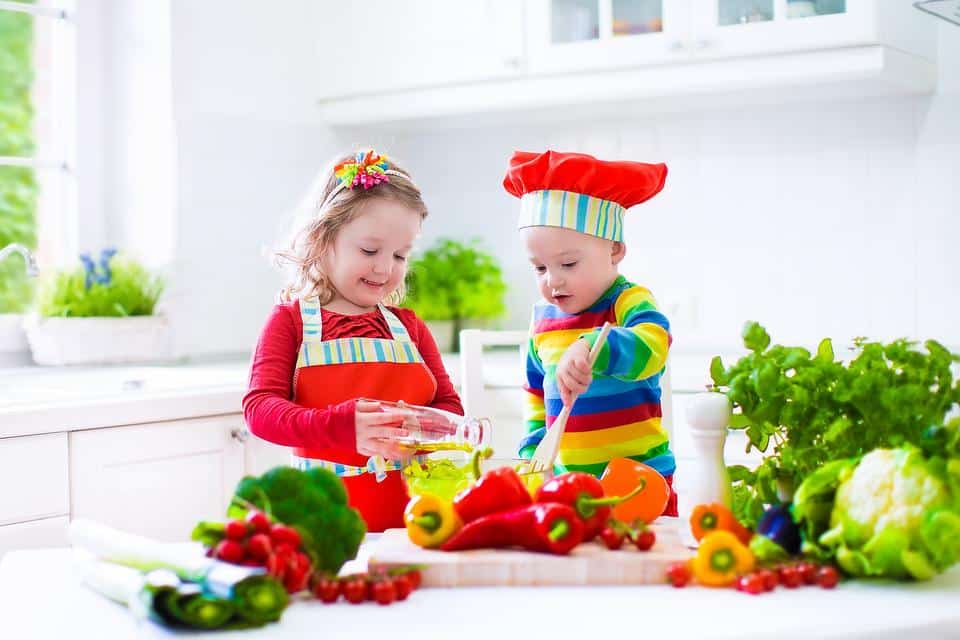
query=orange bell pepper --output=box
[598,458,670,524]
[689,502,752,544]
[693,530,755,587]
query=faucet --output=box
[0,243,39,277]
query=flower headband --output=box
[323,150,412,206]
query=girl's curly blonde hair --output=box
[276,152,428,305]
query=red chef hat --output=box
[503,150,668,241]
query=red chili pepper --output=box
[441,502,583,555]
[534,472,647,541]
[452,448,531,524]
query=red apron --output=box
[290,299,437,532]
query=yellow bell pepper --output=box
[404,493,462,548]
[693,530,755,587]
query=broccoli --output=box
[228,466,366,576]
[794,447,960,580]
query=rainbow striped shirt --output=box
[519,275,675,478]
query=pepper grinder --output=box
[682,393,732,547]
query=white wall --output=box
[85,5,958,363]
[148,1,341,358]
[370,23,960,361]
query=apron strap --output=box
[300,297,324,344]
[378,304,413,343]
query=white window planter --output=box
[23,314,173,366]
[0,314,31,367]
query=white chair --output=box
[458,328,674,446]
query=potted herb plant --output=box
[24,248,170,365]
[404,238,507,353]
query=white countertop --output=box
[0,348,720,441]
[0,361,250,439]
[2,546,959,640]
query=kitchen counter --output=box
[0,348,720,440]
[0,361,250,439]
[2,546,959,640]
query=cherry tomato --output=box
[779,565,803,588]
[246,511,271,534]
[816,565,840,589]
[283,552,312,593]
[599,527,625,550]
[269,524,302,548]
[634,529,656,551]
[665,562,691,588]
[403,569,422,590]
[312,577,341,603]
[757,568,778,591]
[224,520,249,541]
[214,539,245,564]
[392,575,413,601]
[246,533,272,561]
[797,561,819,585]
[739,573,765,595]
[372,580,397,606]
[342,577,367,604]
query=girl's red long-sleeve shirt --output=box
[243,301,463,453]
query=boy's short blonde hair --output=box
[277,152,427,305]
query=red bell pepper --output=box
[535,472,647,541]
[452,448,531,524]
[441,502,583,555]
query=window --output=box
[0,0,75,313]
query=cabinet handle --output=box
[694,39,711,50]
[230,428,250,443]
[503,56,522,70]
[669,40,686,51]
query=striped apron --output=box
[291,299,437,532]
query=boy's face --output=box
[523,226,625,314]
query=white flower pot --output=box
[0,314,31,367]
[24,314,173,366]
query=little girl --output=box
[243,150,463,532]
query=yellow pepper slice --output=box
[404,493,462,548]
[693,530,755,587]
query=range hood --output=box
[915,0,960,26]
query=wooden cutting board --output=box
[368,520,693,587]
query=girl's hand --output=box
[355,400,411,460]
[556,338,593,408]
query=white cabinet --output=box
[318,0,938,126]
[527,0,936,73]
[316,0,524,101]
[70,416,246,542]
[0,433,70,526]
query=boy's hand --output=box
[556,338,593,408]
[355,400,411,460]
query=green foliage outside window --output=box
[0,5,38,313]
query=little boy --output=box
[503,150,677,516]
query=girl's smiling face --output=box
[324,198,421,314]
[523,226,625,314]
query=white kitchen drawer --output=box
[70,416,244,541]
[0,433,69,526]
[0,516,70,558]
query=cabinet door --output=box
[242,430,292,477]
[0,517,70,559]
[688,0,874,59]
[316,0,524,101]
[527,0,692,74]
[70,416,246,542]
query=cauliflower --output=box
[794,447,960,580]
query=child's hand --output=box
[556,338,593,408]
[355,400,411,461]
